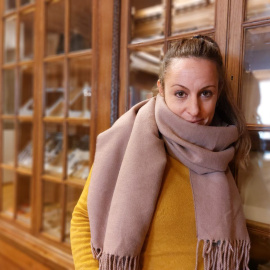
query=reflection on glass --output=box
[19,65,34,116]
[18,122,33,169]
[4,17,17,63]
[246,0,270,21]
[16,174,31,225]
[129,45,163,108]
[3,69,15,115]
[2,121,15,165]
[44,123,63,176]
[45,62,64,117]
[130,0,164,43]
[4,0,16,13]
[171,0,215,35]
[46,0,65,56]
[242,26,270,125]
[1,170,15,217]
[70,0,92,51]
[238,131,270,225]
[69,57,91,118]
[20,0,34,6]
[65,186,82,242]
[42,181,61,239]
[20,11,34,60]
[67,125,90,180]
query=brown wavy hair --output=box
[158,35,250,168]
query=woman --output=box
[71,35,251,270]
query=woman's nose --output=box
[187,97,200,116]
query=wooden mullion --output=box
[164,0,172,45]
[43,54,65,63]
[215,0,230,64]
[33,0,46,236]
[67,49,92,59]
[0,0,4,173]
[60,183,67,242]
[89,0,97,165]
[226,0,245,102]
[119,0,130,115]
[65,0,70,54]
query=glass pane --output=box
[70,0,92,51]
[19,65,34,116]
[16,174,31,225]
[171,0,215,35]
[238,131,270,225]
[242,26,270,125]
[46,0,65,56]
[69,57,91,118]
[4,0,16,13]
[130,0,164,43]
[129,45,163,108]
[44,123,63,176]
[44,61,64,117]
[67,124,90,180]
[65,186,82,242]
[1,169,15,217]
[20,0,34,6]
[18,122,33,169]
[42,181,62,239]
[4,17,17,63]
[2,121,15,166]
[246,0,270,21]
[3,69,16,115]
[20,11,34,60]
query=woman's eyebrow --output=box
[171,84,188,89]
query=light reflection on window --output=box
[257,80,270,125]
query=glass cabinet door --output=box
[171,0,215,35]
[120,0,219,112]
[0,1,35,229]
[40,0,92,244]
[129,45,163,107]
[236,3,270,268]
[130,0,164,43]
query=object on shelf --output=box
[19,98,34,115]
[43,203,61,238]
[69,83,91,118]
[44,133,63,175]
[17,204,31,224]
[18,141,33,168]
[67,148,89,179]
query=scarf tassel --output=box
[91,243,140,270]
[198,239,250,270]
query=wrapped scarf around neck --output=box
[87,94,250,270]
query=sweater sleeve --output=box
[70,170,99,270]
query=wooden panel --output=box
[0,238,50,270]
[0,253,22,270]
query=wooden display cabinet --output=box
[0,0,113,268]
[120,0,270,269]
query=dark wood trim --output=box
[226,0,245,101]
[0,219,74,269]
[215,0,230,62]
[119,0,130,115]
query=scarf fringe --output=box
[91,244,140,270]
[198,239,250,270]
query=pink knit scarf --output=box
[87,95,250,270]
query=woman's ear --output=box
[157,80,164,97]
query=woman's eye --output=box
[175,91,187,98]
[201,90,212,98]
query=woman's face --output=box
[158,58,219,126]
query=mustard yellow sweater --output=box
[70,156,204,269]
